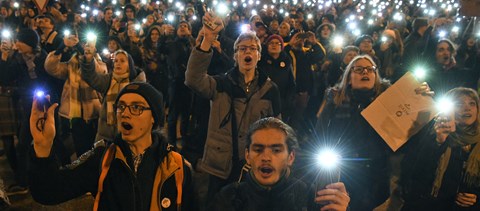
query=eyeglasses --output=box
[351,66,376,74]
[115,104,151,116]
[236,46,258,53]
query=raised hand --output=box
[30,95,58,158]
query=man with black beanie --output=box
[29,82,194,210]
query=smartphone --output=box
[202,4,219,31]
[315,166,341,192]
[439,111,456,132]
[35,90,52,111]
[297,32,309,39]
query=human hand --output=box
[414,82,434,97]
[306,31,317,44]
[315,182,350,211]
[200,12,224,51]
[30,95,58,158]
[456,193,477,207]
[63,35,79,47]
[434,115,454,144]
[212,40,222,53]
[84,43,96,62]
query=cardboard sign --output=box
[33,0,49,14]
[361,72,436,151]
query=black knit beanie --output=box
[115,82,164,129]
[16,28,40,49]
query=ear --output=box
[287,150,295,167]
[245,148,251,165]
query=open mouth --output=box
[443,56,450,62]
[460,114,472,118]
[361,76,370,81]
[244,56,252,63]
[121,122,133,130]
[259,166,274,177]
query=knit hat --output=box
[354,34,374,46]
[115,82,164,129]
[16,28,40,49]
[266,34,284,50]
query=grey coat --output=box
[185,48,281,179]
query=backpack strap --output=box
[150,151,185,210]
[93,144,116,211]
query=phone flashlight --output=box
[102,48,109,56]
[413,67,427,80]
[332,35,344,47]
[381,36,388,42]
[315,149,341,192]
[86,32,97,42]
[436,97,456,132]
[64,29,71,37]
[2,30,11,39]
[35,90,52,111]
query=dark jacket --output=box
[209,173,317,211]
[258,51,296,120]
[315,85,391,210]
[185,48,281,179]
[29,131,194,211]
[401,122,480,211]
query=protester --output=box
[29,82,194,210]
[210,117,350,210]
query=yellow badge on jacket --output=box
[161,198,171,208]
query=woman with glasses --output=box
[313,54,431,210]
[401,87,480,211]
[81,49,146,141]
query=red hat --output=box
[266,34,284,50]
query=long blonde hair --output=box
[333,54,386,106]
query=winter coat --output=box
[185,47,281,179]
[209,173,317,211]
[44,52,107,121]
[80,56,146,141]
[315,85,392,210]
[29,131,194,211]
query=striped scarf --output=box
[106,72,129,125]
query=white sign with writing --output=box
[361,72,436,151]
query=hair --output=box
[333,54,385,106]
[341,45,360,58]
[412,18,428,32]
[437,38,456,54]
[246,117,299,153]
[103,6,113,13]
[446,87,480,128]
[233,31,262,65]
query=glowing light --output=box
[93,9,99,16]
[86,32,97,42]
[307,14,313,19]
[353,29,361,36]
[436,97,454,114]
[333,35,344,47]
[63,30,71,36]
[142,18,147,24]
[413,67,426,80]
[251,9,257,16]
[167,14,175,23]
[81,13,87,18]
[241,24,249,33]
[216,3,229,15]
[102,48,109,55]
[115,11,121,17]
[2,30,11,38]
[368,19,374,25]
[393,13,402,21]
[438,30,447,38]
[112,0,117,5]
[134,24,141,30]
[316,149,341,170]
[13,2,19,8]
[452,26,459,33]
[35,90,46,98]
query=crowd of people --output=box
[0,0,479,210]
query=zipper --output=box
[157,166,181,208]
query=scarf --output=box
[106,72,129,125]
[431,123,480,197]
[21,53,37,79]
[68,57,82,118]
